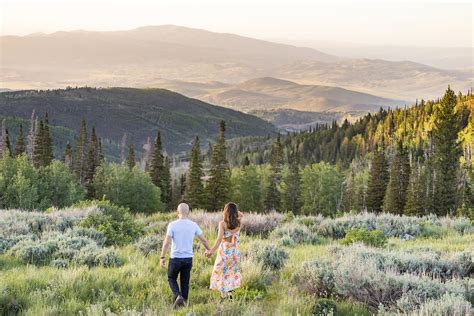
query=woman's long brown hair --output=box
[223,202,240,230]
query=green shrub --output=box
[311,298,337,316]
[93,163,163,213]
[292,260,335,297]
[341,228,387,247]
[78,200,143,246]
[271,223,321,245]
[134,235,163,256]
[250,241,289,270]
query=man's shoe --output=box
[174,295,185,308]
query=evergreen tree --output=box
[366,144,389,213]
[1,121,12,157]
[162,156,172,209]
[264,134,282,211]
[42,113,54,166]
[243,156,250,167]
[126,143,135,170]
[84,126,100,198]
[433,87,462,215]
[74,118,88,184]
[149,130,164,184]
[14,124,26,157]
[63,142,73,169]
[184,136,205,209]
[404,159,425,216]
[32,120,45,168]
[283,146,301,214]
[148,130,172,209]
[206,120,230,211]
[383,141,411,214]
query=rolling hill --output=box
[1,25,470,101]
[160,77,406,113]
[0,87,276,157]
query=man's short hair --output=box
[177,203,190,214]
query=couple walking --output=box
[160,202,242,307]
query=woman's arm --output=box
[209,221,224,254]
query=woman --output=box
[206,202,243,301]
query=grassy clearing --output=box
[0,208,472,315]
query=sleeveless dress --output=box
[209,228,242,293]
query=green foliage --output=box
[311,298,337,316]
[341,228,387,247]
[230,165,263,212]
[301,162,344,216]
[264,134,282,211]
[0,154,84,210]
[39,161,86,209]
[93,163,163,213]
[250,241,289,270]
[383,141,410,214]
[366,148,389,213]
[0,88,276,158]
[134,235,163,256]
[206,121,231,211]
[433,87,463,215]
[78,200,143,246]
[184,136,205,209]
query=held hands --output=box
[204,249,214,259]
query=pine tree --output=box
[206,120,230,211]
[264,134,282,211]
[74,118,88,184]
[1,121,12,157]
[433,87,462,215]
[366,144,389,213]
[149,130,172,209]
[149,130,165,188]
[283,146,301,214]
[162,156,172,209]
[126,143,135,170]
[32,120,45,168]
[185,136,205,209]
[42,113,54,166]
[63,142,73,169]
[243,156,250,167]
[14,124,26,157]
[383,141,411,214]
[404,159,425,216]
[84,127,100,198]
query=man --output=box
[160,202,211,307]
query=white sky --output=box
[1,0,472,47]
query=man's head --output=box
[177,203,190,218]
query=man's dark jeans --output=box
[168,257,193,301]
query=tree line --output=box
[0,87,472,217]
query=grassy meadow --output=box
[0,205,472,315]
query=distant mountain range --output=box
[0,87,276,156]
[159,77,406,113]
[1,25,471,101]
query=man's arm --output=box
[160,235,172,267]
[198,234,211,251]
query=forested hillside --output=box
[0,87,276,156]
[225,88,473,217]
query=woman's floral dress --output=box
[210,229,241,293]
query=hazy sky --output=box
[1,0,472,47]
